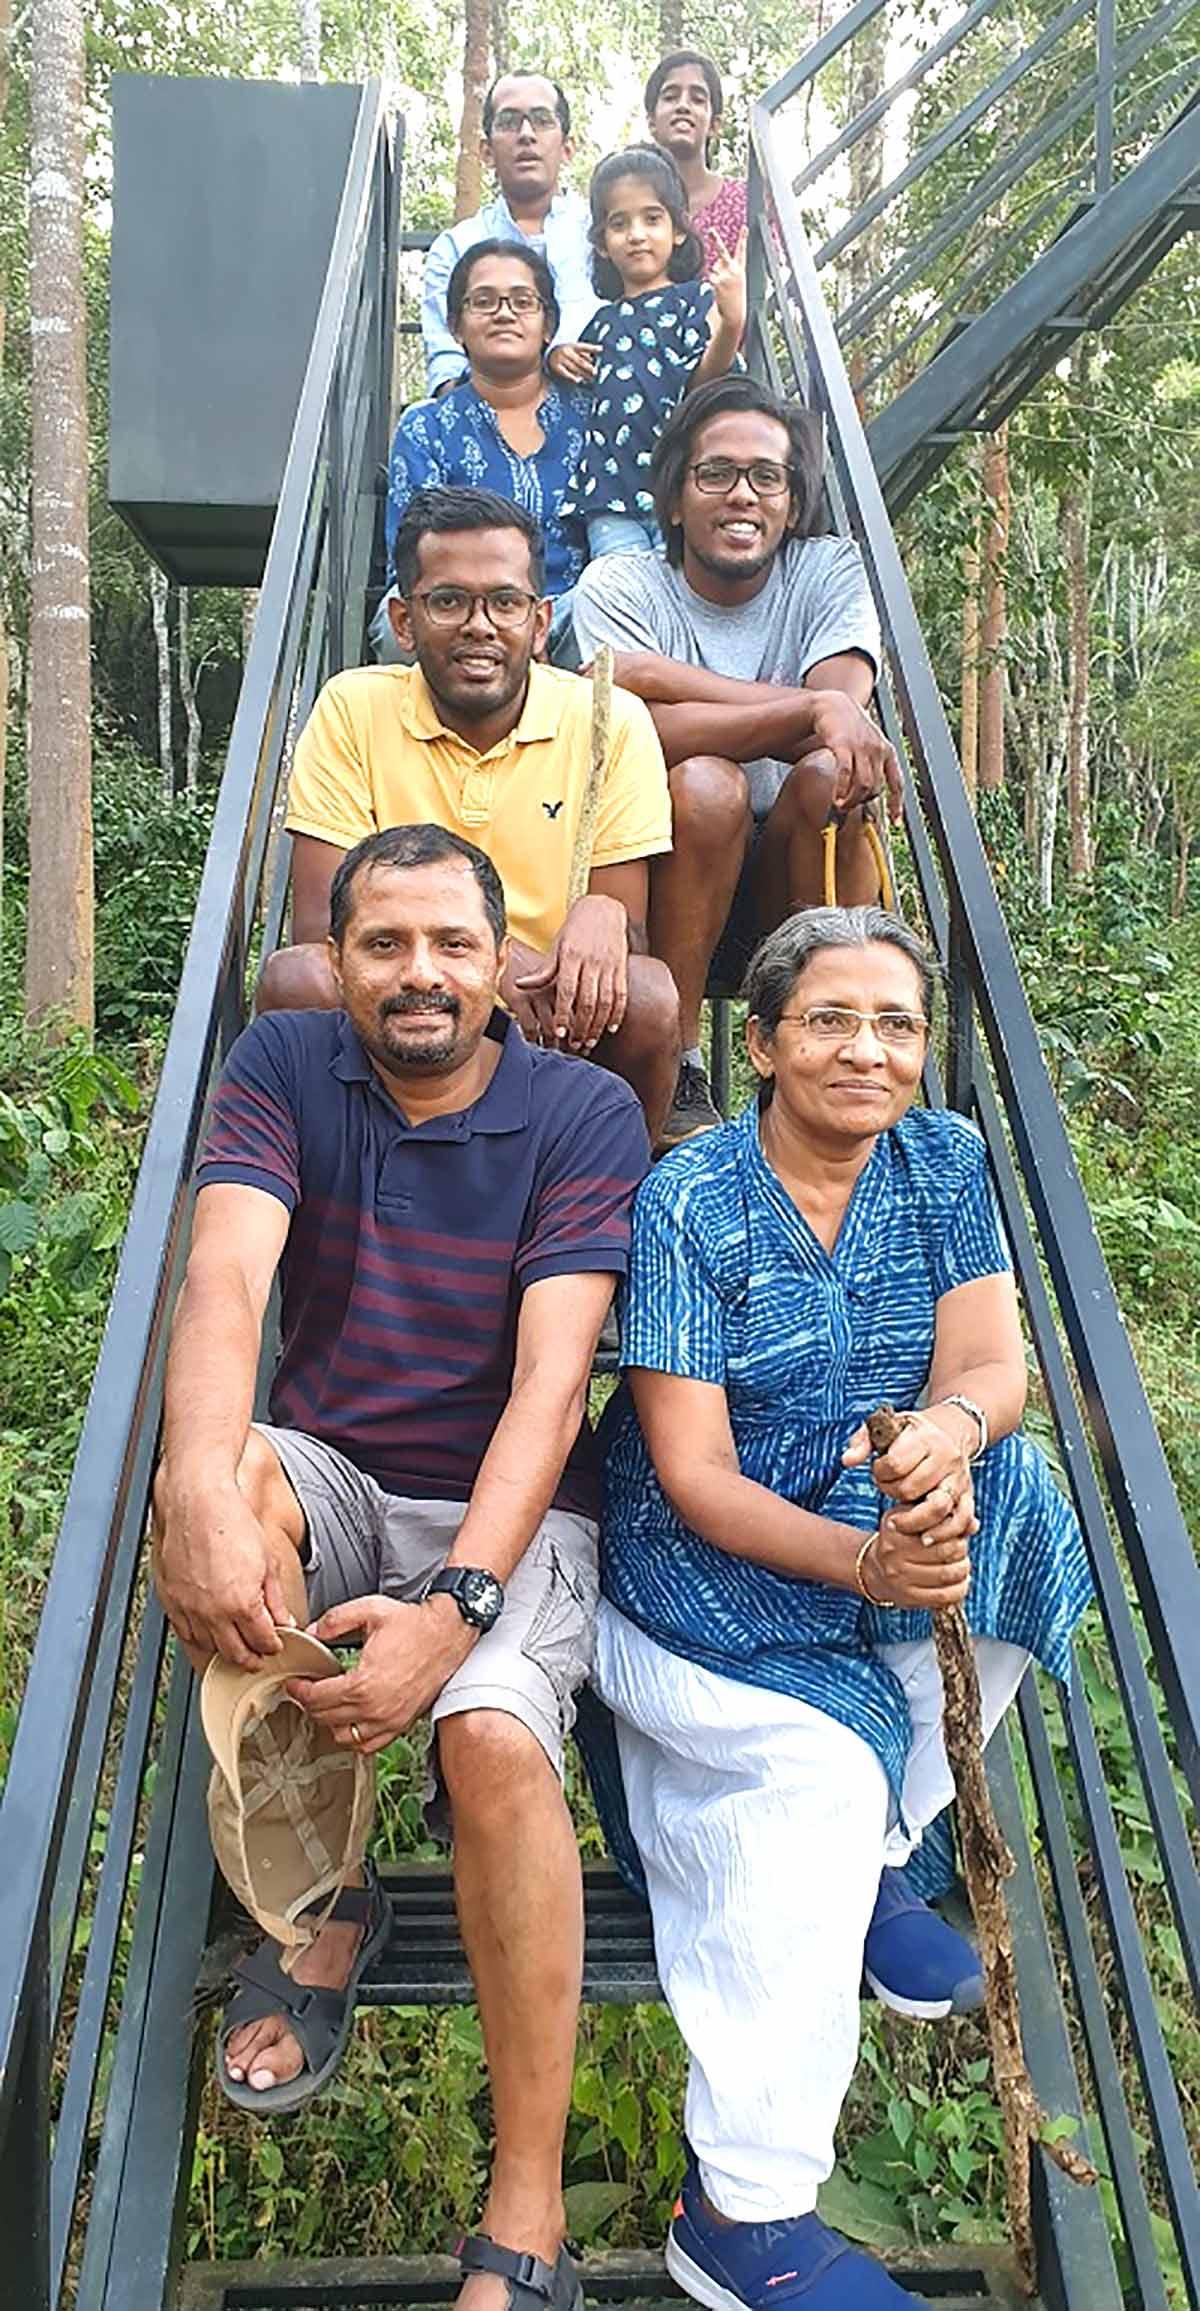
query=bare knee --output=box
[620,956,681,1064]
[438,1709,557,1822]
[775,756,839,832]
[669,756,753,852]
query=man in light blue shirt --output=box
[422,72,598,398]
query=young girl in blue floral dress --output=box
[562,146,746,559]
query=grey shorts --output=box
[255,1424,599,1778]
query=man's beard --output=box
[687,534,777,588]
[368,990,465,1075]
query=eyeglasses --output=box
[689,458,794,497]
[413,586,539,630]
[491,106,559,135]
[778,1006,929,1045]
[460,286,546,316]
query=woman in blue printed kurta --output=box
[591,907,1090,2311]
[372,239,587,665]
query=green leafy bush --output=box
[0,1039,139,1300]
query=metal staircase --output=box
[768,0,1200,511]
[1,27,1198,2311]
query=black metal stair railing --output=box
[749,83,1198,2311]
[0,82,399,2311]
[766,0,1200,502]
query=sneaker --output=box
[660,1058,723,1148]
[667,2157,920,2309]
[862,1866,984,2020]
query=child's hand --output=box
[710,229,748,337]
[547,342,599,384]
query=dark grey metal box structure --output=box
[110,74,362,586]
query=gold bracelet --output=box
[855,1530,897,1608]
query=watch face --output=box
[461,1570,504,1628]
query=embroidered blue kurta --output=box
[561,280,713,525]
[601,1101,1092,1799]
[385,381,589,599]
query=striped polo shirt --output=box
[197,1008,649,1516]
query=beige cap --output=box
[201,1628,374,1972]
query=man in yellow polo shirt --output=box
[260,487,680,1137]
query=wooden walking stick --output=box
[566,643,613,907]
[865,1404,1096,2295]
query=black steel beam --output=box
[817,0,1093,269]
[834,0,1199,349]
[791,0,1003,199]
[872,101,1200,504]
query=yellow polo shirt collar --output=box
[398,665,564,755]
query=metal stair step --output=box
[360,1862,661,2007]
[177,2243,1042,2308]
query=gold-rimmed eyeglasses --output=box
[777,1006,929,1045]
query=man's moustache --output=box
[381,993,460,1019]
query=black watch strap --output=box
[424,1566,505,1629]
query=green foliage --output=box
[0,1027,148,1776]
[0,1038,139,1304]
[835,2039,1006,2248]
[5,737,215,1038]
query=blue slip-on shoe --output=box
[666,2160,921,2309]
[862,1865,985,2019]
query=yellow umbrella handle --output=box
[822,806,894,912]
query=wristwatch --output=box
[940,1392,989,1462]
[423,1566,505,1632]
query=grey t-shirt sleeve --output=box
[572,557,686,661]
[792,536,881,680]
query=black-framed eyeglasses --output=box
[777,1005,929,1045]
[460,286,547,316]
[689,457,794,497]
[413,586,540,630]
[491,106,559,135]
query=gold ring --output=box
[350,1722,363,1749]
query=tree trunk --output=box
[659,0,684,45]
[490,0,509,76]
[178,586,202,792]
[0,0,10,963]
[1037,597,1068,909]
[298,0,320,77]
[978,426,1009,792]
[453,0,491,223]
[1061,346,1094,882]
[961,517,981,804]
[26,0,93,1033]
[844,12,888,408]
[151,563,174,796]
[1173,826,1190,920]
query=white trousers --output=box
[591,1602,1029,2223]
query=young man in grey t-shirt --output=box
[573,376,900,1143]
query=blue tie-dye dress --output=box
[600,1100,1092,1800]
[561,279,713,526]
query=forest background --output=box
[0,0,1196,2296]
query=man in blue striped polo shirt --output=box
[153,824,648,2311]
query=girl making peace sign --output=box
[561,146,747,560]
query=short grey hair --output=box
[742,907,937,1033]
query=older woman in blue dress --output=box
[593,906,1090,2311]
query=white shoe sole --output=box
[862,1965,957,2020]
[666,2231,752,2311]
